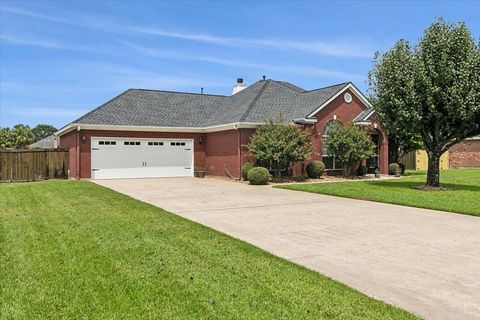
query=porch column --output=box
[379,135,389,174]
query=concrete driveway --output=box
[95,177,480,320]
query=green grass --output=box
[0,180,417,319]
[276,169,480,217]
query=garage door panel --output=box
[91,138,194,179]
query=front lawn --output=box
[276,169,480,216]
[0,180,416,319]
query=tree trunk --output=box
[426,150,440,187]
[388,140,400,164]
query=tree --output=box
[368,40,423,164]
[325,122,376,176]
[0,127,13,149]
[246,117,313,178]
[11,124,34,149]
[32,124,57,142]
[369,18,480,187]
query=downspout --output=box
[238,126,242,179]
[76,126,80,179]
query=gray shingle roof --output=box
[71,80,354,128]
[29,134,58,149]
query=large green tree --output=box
[368,40,422,164]
[0,124,34,149]
[247,117,313,178]
[32,124,57,142]
[11,124,34,149]
[0,127,13,149]
[325,122,376,176]
[369,18,480,187]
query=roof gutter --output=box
[55,122,264,137]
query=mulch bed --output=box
[414,185,452,191]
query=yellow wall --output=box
[414,150,449,170]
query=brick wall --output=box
[449,140,480,168]
[60,129,206,179]
[300,89,389,174]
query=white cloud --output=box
[0,34,63,49]
[120,42,364,80]
[128,26,374,58]
[2,5,374,58]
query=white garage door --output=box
[91,137,194,179]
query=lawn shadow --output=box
[365,179,480,192]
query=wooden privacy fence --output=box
[400,150,449,170]
[0,149,69,182]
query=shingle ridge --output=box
[130,88,227,97]
[302,82,350,93]
[239,80,270,122]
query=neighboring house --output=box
[56,78,388,179]
[28,134,58,149]
[449,135,480,168]
[401,135,480,170]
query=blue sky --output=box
[1,1,479,128]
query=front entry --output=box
[367,131,380,172]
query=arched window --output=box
[322,121,340,170]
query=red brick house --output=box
[57,79,388,179]
[449,136,480,168]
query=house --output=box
[56,78,388,179]
[448,135,480,168]
[28,134,59,149]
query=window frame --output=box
[322,121,340,170]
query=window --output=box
[367,131,380,170]
[148,141,164,146]
[124,141,141,146]
[99,141,116,146]
[322,121,340,170]
[171,142,186,146]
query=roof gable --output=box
[305,83,371,118]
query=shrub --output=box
[325,122,376,176]
[357,165,367,176]
[388,163,400,175]
[241,162,255,181]
[246,116,313,179]
[306,161,325,178]
[292,174,308,182]
[247,167,270,185]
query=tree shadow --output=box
[365,179,480,192]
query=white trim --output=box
[466,135,480,141]
[56,122,263,137]
[293,118,318,124]
[363,110,375,120]
[354,121,372,126]
[306,83,372,118]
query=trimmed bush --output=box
[388,163,400,175]
[292,174,308,182]
[247,167,270,185]
[306,161,325,178]
[242,162,255,181]
[357,165,367,176]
